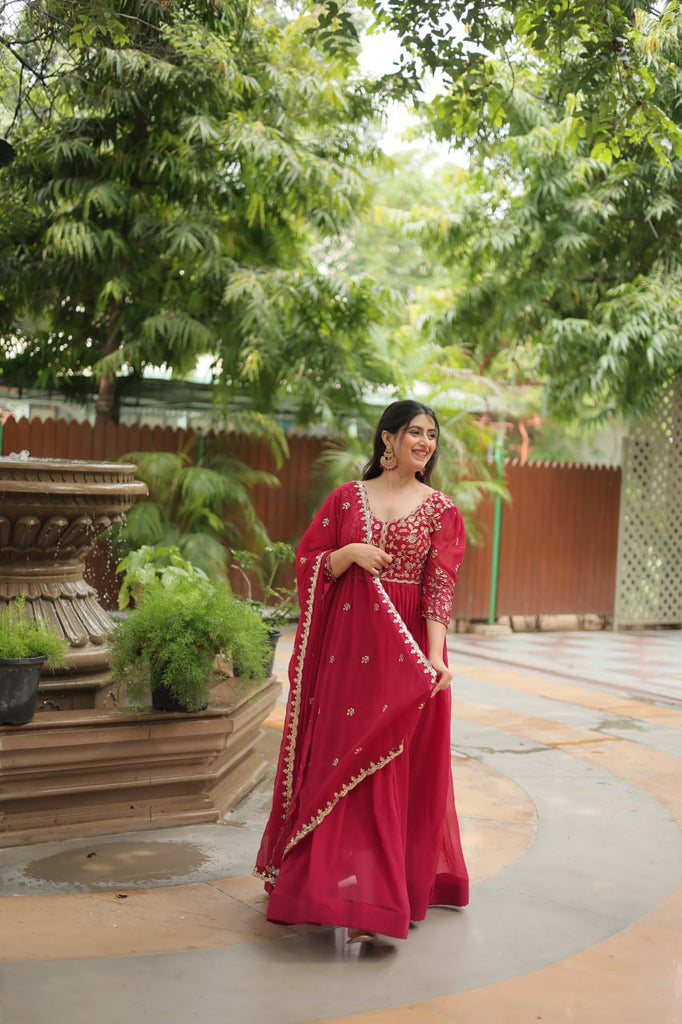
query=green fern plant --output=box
[108,576,270,712]
[0,596,69,665]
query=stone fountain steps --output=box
[0,678,280,847]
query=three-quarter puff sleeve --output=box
[422,502,466,625]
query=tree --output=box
[0,0,393,423]
[315,149,456,299]
[355,0,682,420]
[360,0,682,158]
[1,1,135,132]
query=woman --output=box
[254,399,469,942]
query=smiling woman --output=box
[254,399,469,945]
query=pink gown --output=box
[254,480,469,939]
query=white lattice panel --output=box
[614,381,682,628]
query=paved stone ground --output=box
[451,626,682,705]
[0,626,681,1024]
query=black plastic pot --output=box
[0,656,47,725]
[151,681,207,713]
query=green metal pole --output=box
[487,428,505,625]
[196,425,204,467]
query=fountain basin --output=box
[0,454,282,845]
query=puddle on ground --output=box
[595,717,645,732]
[24,841,209,889]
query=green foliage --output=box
[1,1,138,130]
[358,0,682,421]
[0,0,390,424]
[230,541,297,627]
[117,447,277,582]
[219,266,399,424]
[116,543,209,610]
[315,150,456,302]
[0,595,69,664]
[359,0,682,160]
[108,575,271,711]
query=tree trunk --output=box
[95,373,119,425]
[95,318,122,424]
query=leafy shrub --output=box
[108,576,271,712]
[116,543,209,610]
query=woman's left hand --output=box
[429,655,454,697]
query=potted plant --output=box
[0,595,70,725]
[108,574,271,712]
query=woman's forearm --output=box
[426,618,447,660]
[328,543,361,579]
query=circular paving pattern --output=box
[0,648,681,1024]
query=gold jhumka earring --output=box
[380,445,397,471]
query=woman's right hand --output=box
[351,543,393,577]
[328,543,393,580]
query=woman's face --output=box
[384,413,438,475]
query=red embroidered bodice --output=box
[361,484,464,626]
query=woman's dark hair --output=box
[362,400,440,485]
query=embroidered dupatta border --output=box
[253,550,327,885]
[281,741,405,857]
[280,550,324,820]
[253,741,405,885]
[253,865,279,885]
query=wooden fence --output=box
[455,461,621,621]
[1,416,621,620]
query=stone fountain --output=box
[0,454,281,846]
[0,454,148,710]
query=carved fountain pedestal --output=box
[0,456,281,846]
